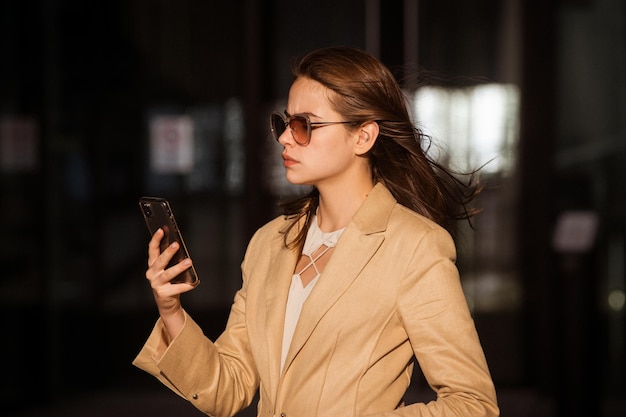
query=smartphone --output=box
[139,197,199,285]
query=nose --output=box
[277,126,295,147]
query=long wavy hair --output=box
[280,46,481,251]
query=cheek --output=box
[313,147,355,175]
[299,130,356,168]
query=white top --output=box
[280,215,345,373]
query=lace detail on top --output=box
[280,215,345,373]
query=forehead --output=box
[287,77,335,116]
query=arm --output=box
[133,228,260,417]
[370,227,499,417]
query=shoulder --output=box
[239,215,288,269]
[389,204,445,236]
[353,182,455,251]
[388,204,455,250]
[248,215,288,245]
[387,203,452,239]
[255,214,288,235]
[244,213,303,255]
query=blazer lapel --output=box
[281,183,395,375]
[263,218,300,394]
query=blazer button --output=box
[280,413,286,417]
[192,393,198,400]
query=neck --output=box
[316,180,375,232]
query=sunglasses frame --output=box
[270,111,353,146]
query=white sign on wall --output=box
[553,210,599,253]
[149,115,194,174]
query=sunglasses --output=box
[270,111,353,146]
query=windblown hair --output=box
[280,46,482,250]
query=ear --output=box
[354,121,379,155]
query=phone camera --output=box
[141,203,152,217]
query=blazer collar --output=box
[351,182,396,235]
[275,182,396,236]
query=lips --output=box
[282,153,298,166]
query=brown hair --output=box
[280,46,481,250]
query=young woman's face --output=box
[279,77,362,188]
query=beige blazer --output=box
[133,183,499,417]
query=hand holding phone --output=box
[139,197,199,286]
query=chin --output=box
[284,174,306,185]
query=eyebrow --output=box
[284,110,321,119]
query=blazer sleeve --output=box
[132,259,260,417]
[367,226,499,417]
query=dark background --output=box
[1,0,624,416]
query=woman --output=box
[134,46,499,417]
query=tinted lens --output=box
[270,113,286,141]
[287,116,310,144]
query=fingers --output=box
[146,228,196,289]
[148,228,184,270]
[147,228,165,266]
[146,256,196,300]
[147,247,190,281]
[150,240,181,271]
[143,228,197,320]
[158,257,193,285]
[152,279,197,301]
